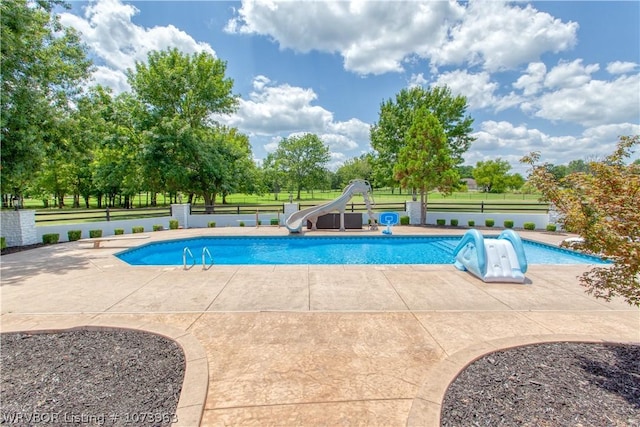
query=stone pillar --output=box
[283,203,299,221]
[171,204,190,229]
[0,210,38,247]
[405,201,422,225]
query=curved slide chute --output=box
[453,229,528,283]
[285,180,375,233]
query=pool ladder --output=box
[183,247,214,270]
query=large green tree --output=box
[370,85,474,189]
[128,48,241,206]
[522,135,640,306]
[1,0,92,201]
[394,108,458,224]
[274,134,331,200]
[335,154,374,188]
[472,159,524,193]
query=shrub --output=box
[270,218,279,226]
[450,219,459,227]
[1,237,6,250]
[400,216,410,225]
[485,218,495,227]
[523,222,536,231]
[42,233,59,244]
[153,224,163,231]
[546,223,557,232]
[239,221,245,227]
[257,220,262,226]
[503,220,514,229]
[114,228,124,235]
[89,229,102,238]
[132,226,144,233]
[169,219,179,230]
[208,221,216,228]
[468,220,475,227]
[436,219,446,226]
[67,230,82,241]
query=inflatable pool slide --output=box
[453,229,528,283]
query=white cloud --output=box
[533,74,640,126]
[408,73,428,88]
[226,0,461,75]
[433,70,521,111]
[218,76,332,134]
[90,65,130,93]
[513,62,547,97]
[544,59,599,89]
[216,76,371,166]
[60,0,215,94]
[467,120,640,172]
[226,1,576,75]
[606,61,638,75]
[433,2,577,72]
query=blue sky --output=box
[61,0,640,174]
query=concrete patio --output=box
[1,226,638,426]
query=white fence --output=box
[1,202,553,247]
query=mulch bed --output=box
[1,329,185,426]
[441,342,640,426]
[1,244,46,255]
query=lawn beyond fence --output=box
[33,200,548,225]
[35,206,171,224]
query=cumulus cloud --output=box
[59,0,215,93]
[215,76,371,166]
[606,61,638,75]
[432,2,578,72]
[533,74,640,127]
[513,62,547,96]
[466,120,640,172]
[432,69,521,111]
[511,58,640,127]
[543,59,599,89]
[226,0,576,75]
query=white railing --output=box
[202,247,214,270]
[183,247,195,270]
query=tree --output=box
[274,134,331,200]
[456,165,475,179]
[1,0,92,201]
[370,85,474,189]
[521,135,640,307]
[473,159,514,193]
[335,154,374,188]
[261,153,287,200]
[128,48,239,205]
[393,108,458,224]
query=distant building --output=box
[461,178,478,191]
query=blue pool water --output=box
[116,236,606,266]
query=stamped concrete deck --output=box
[1,226,638,426]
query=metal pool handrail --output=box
[183,247,195,270]
[202,247,214,270]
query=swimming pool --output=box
[116,236,606,266]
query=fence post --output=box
[106,207,110,221]
[481,201,484,213]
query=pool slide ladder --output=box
[183,246,214,270]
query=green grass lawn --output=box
[19,189,543,210]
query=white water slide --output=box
[285,179,376,233]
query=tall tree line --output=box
[1,1,257,210]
